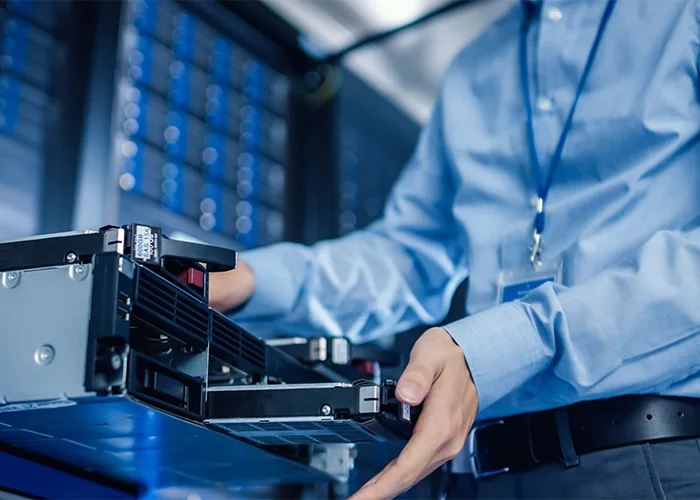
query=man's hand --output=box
[350,327,478,500]
[208,261,256,313]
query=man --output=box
[210,0,700,498]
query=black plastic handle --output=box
[160,238,237,272]
[124,224,237,272]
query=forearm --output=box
[208,261,256,313]
[233,227,467,341]
[447,226,700,413]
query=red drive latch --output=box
[177,268,205,292]
[353,360,376,377]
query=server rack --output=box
[108,0,294,250]
[0,0,73,240]
[334,70,420,236]
[66,0,316,251]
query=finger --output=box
[396,338,445,406]
[382,367,471,488]
[361,458,397,489]
[352,402,447,499]
[352,396,468,499]
[356,431,452,495]
[351,448,427,500]
[353,333,475,500]
[352,441,454,500]
[375,452,450,496]
[351,461,402,500]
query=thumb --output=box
[396,340,444,406]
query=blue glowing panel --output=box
[0,397,333,494]
[115,0,289,248]
[1,13,64,91]
[4,1,70,46]
[0,74,50,146]
[0,0,69,240]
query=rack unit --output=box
[0,0,71,239]
[335,71,420,236]
[112,0,292,249]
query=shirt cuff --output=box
[230,243,299,321]
[443,302,548,412]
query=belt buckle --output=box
[465,419,510,479]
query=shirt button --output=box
[536,96,553,112]
[546,7,563,22]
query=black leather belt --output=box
[466,395,700,478]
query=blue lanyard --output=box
[520,0,616,266]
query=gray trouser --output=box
[446,438,700,500]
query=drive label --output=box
[401,403,411,422]
[133,225,159,263]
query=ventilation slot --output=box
[216,420,378,445]
[211,312,265,373]
[132,267,209,350]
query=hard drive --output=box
[0,223,420,494]
[206,380,419,446]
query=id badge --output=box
[497,263,562,304]
[496,234,562,304]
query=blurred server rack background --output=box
[0,0,421,250]
[0,0,81,240]
[334,70,419,236]
[109,0,294,250]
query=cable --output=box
[303,0,482,105]
[322,0,479,65]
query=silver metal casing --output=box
[0,264,95,404]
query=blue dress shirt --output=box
[234,0,700,420]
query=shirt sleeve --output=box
[231,96,469,342]
[446,225,700,412]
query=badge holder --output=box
[497,261,562,304]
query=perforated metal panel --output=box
[132,264,210,350]
[211,310,266,373]
[210,418,386,445]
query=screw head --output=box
[321,404,332,416]
[2,271,20,288]
[110,354,122,370]
[69,264,88,281]
[34,345,55,366]
[65,252,78,263]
